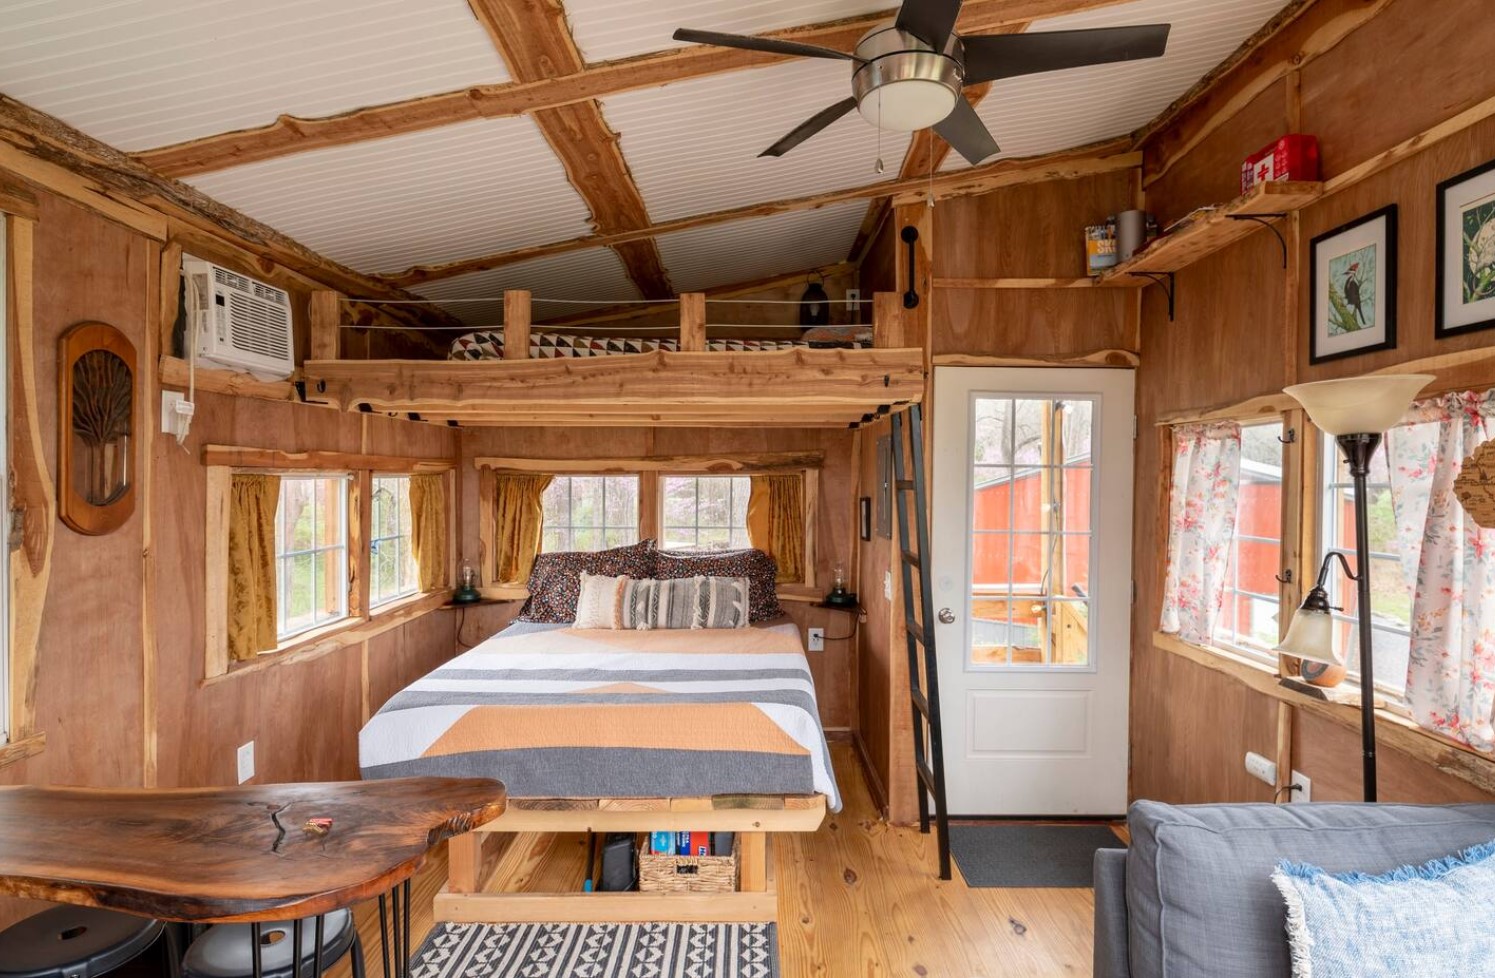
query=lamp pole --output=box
[1339,431,1381,803]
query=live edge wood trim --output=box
[203,445,457,474]
[1153,631,1495,797]
[473,453,824,474]
[0,732,45,770]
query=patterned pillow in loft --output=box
[655,549,783,623]
[516,540,656,623]
[449,330,816,361]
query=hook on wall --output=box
[1278,427,1298,444]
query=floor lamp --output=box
[1277,374,1434,803]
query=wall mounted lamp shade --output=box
[1282,374,1436,435]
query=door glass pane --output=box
[968,396,1096,669]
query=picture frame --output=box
[1436,156,1495,339]
[1309,205,1397,365]
[859,497,872,542]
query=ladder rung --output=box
[916,761,937,791]
[900,549,920,565]
[895,479,917,490]
[905,620,926,646]
[911,689,929,718]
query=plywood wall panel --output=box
[366,611,460,720]
[933,289,1136,358]
[1293,710,1495,804]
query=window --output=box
[661,476,752,551]
[1212,422,1285,660]
[541,475,639,552]
[1319,441,1413,699]
[0,217,9,745]
[275,476,349,640]
[370,475,418,607]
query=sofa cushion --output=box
[1125,800,1495,978]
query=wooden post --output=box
[738,832,767,893]
[679,293,706,352]
[503,289,531,360]
[309,290,341,361]
[448,833,485,893]
[872,292,904,348]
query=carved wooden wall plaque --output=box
[58,322,136,535]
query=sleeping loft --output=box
[3,0,1495,976]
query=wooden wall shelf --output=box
[1099,181,1323,289]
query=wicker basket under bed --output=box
[638,835,739,893]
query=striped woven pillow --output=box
[620,577,702,630]
[696,576,751,629]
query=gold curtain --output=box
[747,473,806,584]
[227,473,280,662]
[492,473,554,584]
[408,473,449,592]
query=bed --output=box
[358,617,838,923]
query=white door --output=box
[931,367,1134,816]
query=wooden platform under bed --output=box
[442,794,827,923]
[296,289,926,429]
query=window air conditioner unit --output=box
[182,256,295,380]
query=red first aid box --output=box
[1241,135,1320,194]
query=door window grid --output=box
[661,476,751,551]
[1319,445,1412,700]
[1212,422,1285,662]
[541,475,640,553]
[369,475,418,607]
[275,476,349,641]
[969,396,1095,669]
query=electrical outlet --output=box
[884,571,893,600]
[845,288,861,312]
[1244,751,1278,787]
[161,391,195,441]
[236,741,255,784]
[1290,770,1312,803]
[807,627,825,652]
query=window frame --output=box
[369,473,420,609]
[274,473,352,642]
[658,474,753,553]
[1209,419,1288,666]
[539,473,642,554]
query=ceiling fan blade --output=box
[962,24,1171,84]
[896,0,964,50]
[933,97,999,165]
[760,97,860,158]
[673,28,857,62]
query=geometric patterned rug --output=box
[410,922,779,978]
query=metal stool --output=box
[0,905,181,978]
[181,909,364,978]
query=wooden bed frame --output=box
[440,793,827,923]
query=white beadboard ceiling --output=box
[603,58,914,225]
[414,248,643,328]
[188,116,594,277]
[656,200,869,294]
[0,0,508,152]
[941,0,1287,169]
[564,0,882,65]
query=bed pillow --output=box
[696,576,751,629]
[618,576,701,630]
[517,540,656,623]
[574,572,626,629]
[1272,839,1495,977]
[655,549,783,623]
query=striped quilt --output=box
[359,621,841,811]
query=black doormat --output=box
[949,823,1125,887]
[410,921,777,977]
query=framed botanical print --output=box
[1309,205,1397,364]
[1437,157,1495,338]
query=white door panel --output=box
[932,367,1133,816]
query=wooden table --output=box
[0,778,505,978]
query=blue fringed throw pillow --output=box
[1272,838,1495,977]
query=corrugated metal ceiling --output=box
[188,116,594,277]
[414,247,644,328]
[0,0,508,152]
[656,200,869,293]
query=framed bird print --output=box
[1309,205,1397,364]
[1437,157,1495,339]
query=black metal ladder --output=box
[890,403,951,880]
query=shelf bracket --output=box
[1136,272,1176,321]
[1227,213,1289,267]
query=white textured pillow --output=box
[574,572,626,629]
[695,576,751,629]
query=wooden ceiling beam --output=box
[383,136,1140,288]
[132,0,1136,179]
[469,0,673,299]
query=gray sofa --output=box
[1094,799,1495,978]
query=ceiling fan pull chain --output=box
[875,89,886,175]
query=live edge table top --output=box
[0,778,505,923]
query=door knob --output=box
[937,607,955,624]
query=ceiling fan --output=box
[673,0,1171,165]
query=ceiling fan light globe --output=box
[856,79,958,131]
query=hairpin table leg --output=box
[313,914,325,978]
[292,919,303,978]
[378,894,392,978]
[250,923,264,978]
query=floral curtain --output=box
[747,473,806,584]
[227,473,280,662]
[408,473,448,592]
[1160,422,1243,645]
[1386,390,1495,751]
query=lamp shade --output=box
[1283,374,1435,436]
[1274,606,1342,666]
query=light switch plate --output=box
[236,741,255,784]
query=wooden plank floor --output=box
[331,744,1099,976]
